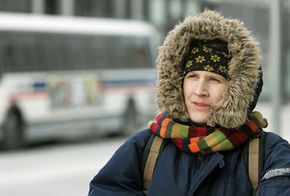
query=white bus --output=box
[0,13,160,149]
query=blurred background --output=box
[0,0,289,195]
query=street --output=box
[0,136,127,196]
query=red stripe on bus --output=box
[102,85,155,93]
[9,91,49,101]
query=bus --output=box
[0,13,160,149]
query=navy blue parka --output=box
[89,129,290,195]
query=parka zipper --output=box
[188,153,225,196]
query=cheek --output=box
[213,86,227,102]
[183,81,190,98]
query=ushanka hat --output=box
[155,10,263,128]
[182,39,231,79]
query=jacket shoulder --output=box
[263,131,290,153]
[262,131,290,174]
[257,131,290,195]
[129,128,153,148]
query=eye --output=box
[186,73,197,79]
[209,77,221,83]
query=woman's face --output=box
[183,71,228,124]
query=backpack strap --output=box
[142,134,165,193]
[142,132,265,194]
[247,130,265,193]
[248,137,260,190]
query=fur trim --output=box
[156,10,261,128]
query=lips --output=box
[192,102,210,110]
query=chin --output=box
[189,118,208,124]
[188,114,208,124]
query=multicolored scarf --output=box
[148,111,268,154]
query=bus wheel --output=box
[1,111,24,149]
[122,101,140,136]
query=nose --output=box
[194,80,208,96]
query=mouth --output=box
[192,102,210,110]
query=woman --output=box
[88,10,290,196]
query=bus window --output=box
[0,13,160,149]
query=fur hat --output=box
[155,10,262,128]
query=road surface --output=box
[0,137,126,196]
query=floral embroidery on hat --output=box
[191,47,199,54]
[182,39,231,79]
[204,65,214,72]
[222,52,229,58]
[219,65,227,73]
[210,54,220,62]
[202,46,212,53]
[196,56,206,63]
[186,60,192,68]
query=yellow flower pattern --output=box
[183,43,230,78]
[219,65,227,73]
[210,55,220,62]
[195,56,205,63]
[222,52,229,58]
[186,61,192,68]
[204,65,214,72]
[203,46,209,53]
[202,46,212,53]
[191,47,199,54]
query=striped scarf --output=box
[148,111,268,154]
